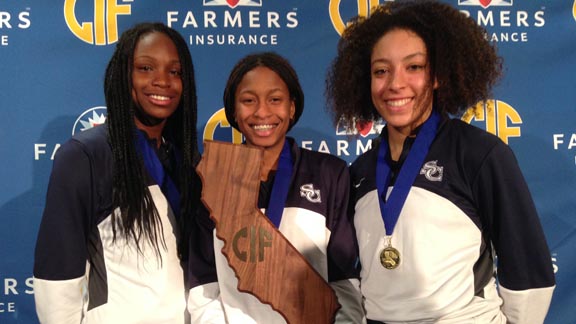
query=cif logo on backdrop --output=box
[329,0,394,35]
[461,100,521,145]
[458,0,545,43]
[34,106,107,161]
[203,108,244,144]
[64,0,131,45]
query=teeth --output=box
[253,124,275,130]
[387,98,411,107]
[149,94,170,101]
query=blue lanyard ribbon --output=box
[135,130,181,217]
[266,139,294,228]
[376,111,440,236]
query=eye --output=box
[170,69,182,76]
[240,97,255,105]
[372,68,389,77]
[135,65,152,72]
[407,64,425,72]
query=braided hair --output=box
[104,22,200,260]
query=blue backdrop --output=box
[1,0,574,323]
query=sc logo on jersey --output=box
[461,100,522,145]
[64,0,131,45]
[328,0,394,35]
[203,108,244,144]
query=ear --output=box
[290,100,296,121]
[433,77,439,90]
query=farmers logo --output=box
[336,118,384,138]
[458,0,513,9]
[203,0,262,9]
[168,0,297,46]
[72,106,107,135]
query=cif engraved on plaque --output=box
[233,226,272,262]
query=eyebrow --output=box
[371,52,427,65]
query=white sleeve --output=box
[34,276,86,324]
[188,282,227,324]
[499,285,555,324]
[331,278,366,324]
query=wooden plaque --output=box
[196,140,340,324]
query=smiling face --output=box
[234,66,295,152]
[370,28,437,137]
[131,31,182,130]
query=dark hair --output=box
[326,0,502,129]
[223,52,304,132]
[104,22,200,260]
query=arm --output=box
[33,140,92,324]
[327,163,365,324]
[187,203,226,323]
[473,143,555,324]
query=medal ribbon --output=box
[376,111,440,236]
[136,130,181,217]
[266,139,294,228]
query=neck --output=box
[386,127,409,162]
[387,109,434,161]
[259,138,286,181]
[134,118,166,148]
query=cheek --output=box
[131,88,138,102]
[371,78,385,100]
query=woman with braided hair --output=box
[326,1,555,323]
[34,22,200,324]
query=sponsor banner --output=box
[0,0,574,323]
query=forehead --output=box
[238,66,287,90]
[371,28,427,61]
[134,32,178,56]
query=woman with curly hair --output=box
[326,1,555,323]
[34,22,200,323]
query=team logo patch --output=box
[420,160,443,182]
[72,106,107,135]
[300,184,322,203]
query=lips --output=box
[147,93,175,106]
[386,98,413,107]
[251,123,278,136]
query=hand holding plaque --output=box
[196,140,340,324]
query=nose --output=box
[253,100,272,118]
[152,71,171,88]
[388,69,406,90]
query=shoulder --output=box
[441,118,503,147]
[53,125,113,176]
[349,137,380,179]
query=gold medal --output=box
[380,246,400,269]
[380,237,400,269]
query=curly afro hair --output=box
[325,0,502,129]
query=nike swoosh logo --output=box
[354,178,365,188]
